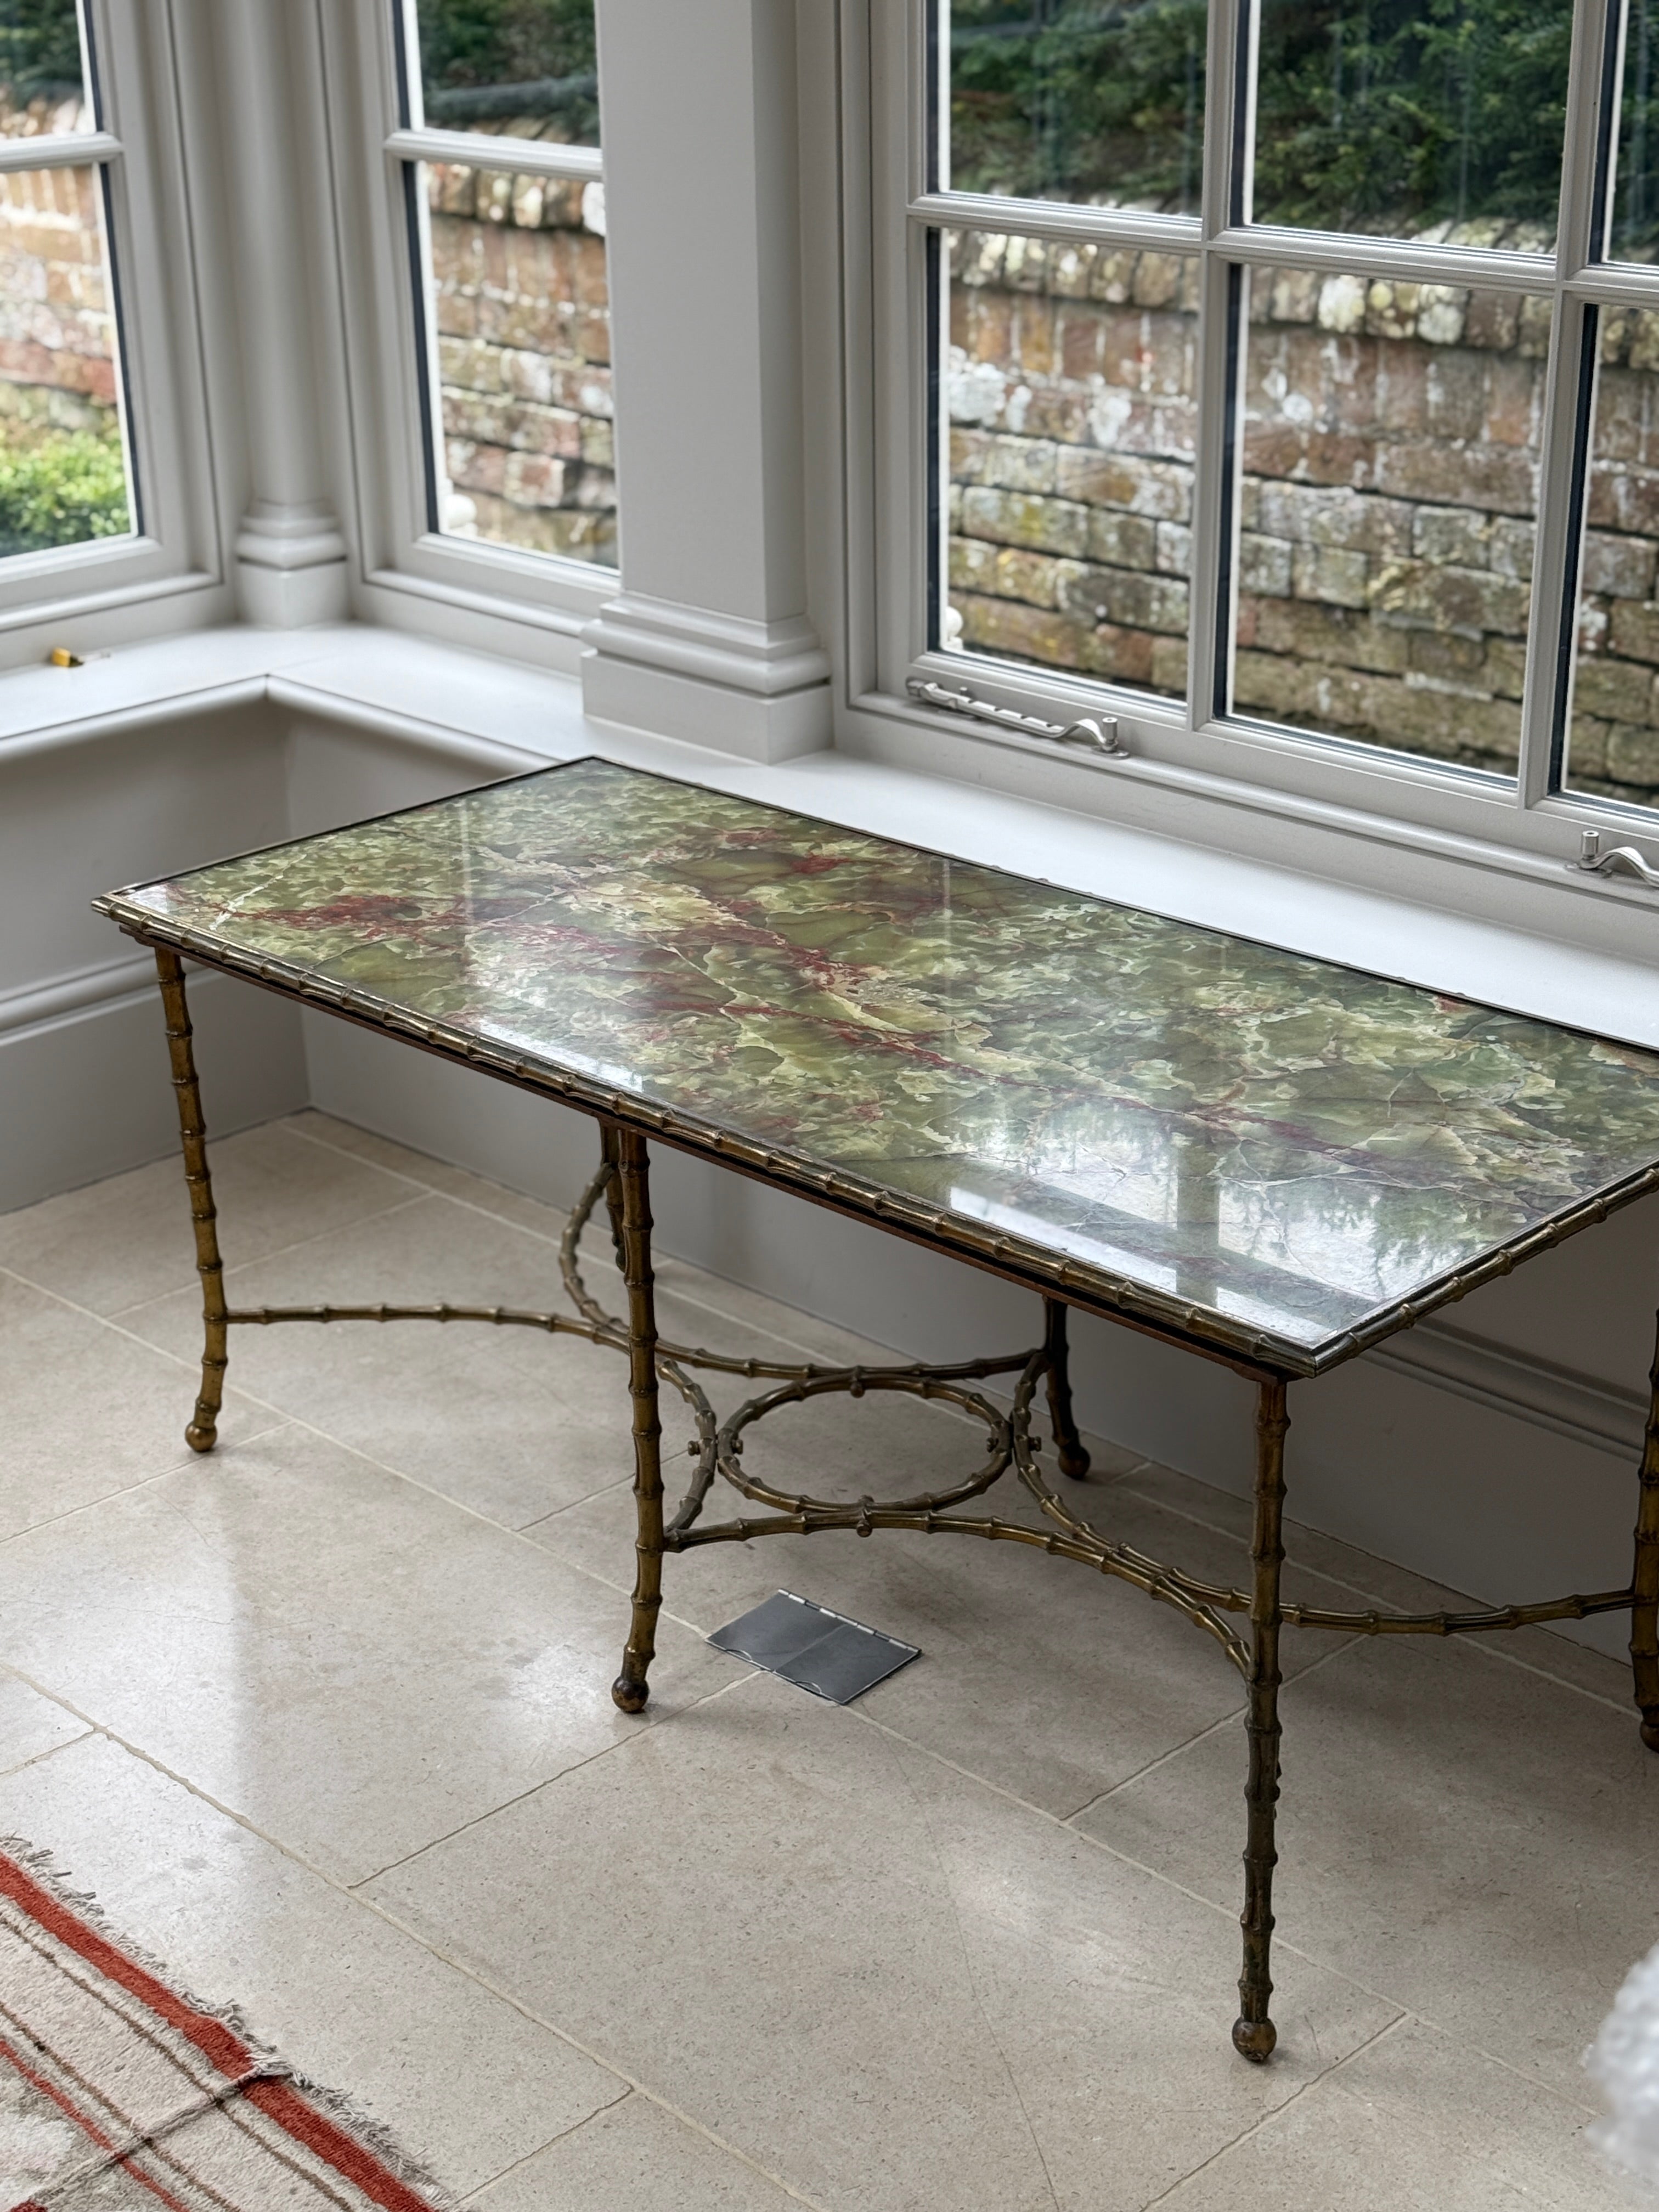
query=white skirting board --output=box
[0,966,308,1215]
[303,1005,1659,1662]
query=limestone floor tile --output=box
[0,1671,87,1774]
[470,2096,798,2211]
[530,1452,1361,1818]
[366,1672,1397,2212]
[0,1423,746,1884]
[1118,1459,1637,1711]
[1158,2017,1626,2211]
[286,1111,515,1202]
[1076,1630,1659,2104]
[290,1115,629,1271]
[0,1271,275,1540]
[0,1120,419,1317]
[124,1192,655,1529]
[298,1106,1062,1396]
[0,1731,626,2198]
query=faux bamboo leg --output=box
[154,950,229,1454]
[1630,1313,1659,1753]
[1042,1297,1091,1481]
[599,1120,627,1274]
[611,1124,667,1714]
[1233,1377,1288,2063]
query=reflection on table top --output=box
[100,757,1659,1373]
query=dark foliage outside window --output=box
[0,0,81,110]
[946,0,1655,250]
[949,0,1208,212]
[415,0,598,142]
[0,6,132,560]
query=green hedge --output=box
[949,0,1615,245]
[0,428,129,558]
[414,0,598,137]
[0,0,84,108]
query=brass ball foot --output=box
[1232,2016,1276,2063]
[612,1674,650,1714]
[185,1424,217,1454]
[1058,1449,1092,1483]
[1641,1719,1659,1754]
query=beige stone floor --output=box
[0,1110,1655,2210]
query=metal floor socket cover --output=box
[708,1590,921,1705]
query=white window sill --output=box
[3,620,1655,1051]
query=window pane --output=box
[1562,326,1659,812]
[0,162,132,556]
[420,160,614,566]
[1252,0,1572,250]
[946,0,1206,213]
[413,0,597,145]
[1612,0,1659,263]
[0,0,89,138]
[1234,266,1548,778]
[946,228,1198,701]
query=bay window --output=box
[324,0,615,653]
[0,0,212,640]
[866,0,1659,881]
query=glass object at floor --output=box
[418,158,615,566]
[1233,263,1549,780]
[946,228,1197,702]
[0,0,88,138]
[945,0,1206,213]
[0,160,132,558]
[1251,0,1572,251]
[106,758,1659,1371]
[1564,317,1659,815]
[412,0,597,144]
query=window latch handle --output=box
[1575,830,1659,889]
[907,678,1128,759]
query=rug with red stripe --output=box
[0,1844,444,2212]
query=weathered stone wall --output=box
[424,155,616,566]
[948,231,1659,809]
[0,108,120,440]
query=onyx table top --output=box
[97,757,1659,1377]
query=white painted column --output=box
[583,0,831,761]
[218,0,348,627]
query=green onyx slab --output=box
[102,757,1659,1369]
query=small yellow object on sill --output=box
[48,646,83,668]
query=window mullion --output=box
[1186,0,1250,727]
[1517,0,1620,809]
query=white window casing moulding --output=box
[582,595,833,764]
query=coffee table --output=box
[96,755,1659,2061]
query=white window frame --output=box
[316,0,616,658]
[844,0,1659,901]
[0,0,223,656]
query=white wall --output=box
[0,701,307,1212]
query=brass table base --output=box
[153,949,1659,2065]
